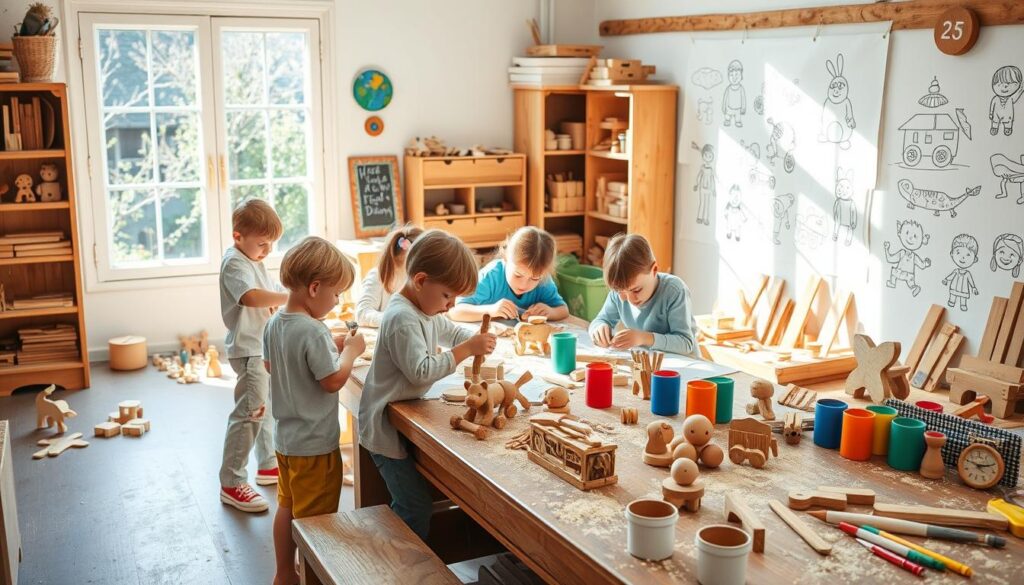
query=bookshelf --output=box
[0,83,90,395]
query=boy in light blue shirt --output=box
[589,234,698,356]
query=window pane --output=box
[152,30,197,107]
[267,32,305,105]
[227,110,267,180]
[270,109,306,178]
[222,31,265,106]
[105,112,153,185]
[98,29,149,108]
[161,189,205,259]
[274,183,309,249]
[230,184,268,209]
[157,112,200,183]
[110,189,158,265]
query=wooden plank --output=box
[904,305,945,375]
[780,275,822,349]
[768,299,794,347]
[0,421,20,585]
[979,297,1009,360]
[758,278,785,343]
[911,323,957,389]
[598,0,1024,35]
[959,355,1024,383]
[923,332,964,392]
[743,274,770,328]
[873,503,1009,532]
[816,290,853,358]
[946,368,1024,395]
[1006,282,1024,367]
[992,282,1024,364]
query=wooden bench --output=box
[292,505,462,585]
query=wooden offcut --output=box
[992,282,1024,364]
[758,278,785,343]
[911,323,958,389]
[904,305,945,377]
[780,276,822,349]
[978,297,1008,360]
[816,290,853,358]
[922,332,964,393]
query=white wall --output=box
[22,0,540,358]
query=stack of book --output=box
[0,337,15,368]
[0,231,71,258]
[10,292,73,311]
[0,43,14,84]
[17,324,79,365]
[508,57,592,86]
[583,59,656,86]
[2,95,55,150]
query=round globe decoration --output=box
[352,69,393,112]
[364,116,384,136]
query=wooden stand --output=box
[724,493,765,553]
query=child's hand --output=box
[522,303,552,319]
[611,329,653,349]
[489,299,519,320]
[591,324,612,348]
[467,332,497,356]
[343,333,366,357]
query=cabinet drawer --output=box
[422,157,523,185]
[423,214,525,243]
[423,217,477,240]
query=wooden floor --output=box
[0,362,354,585]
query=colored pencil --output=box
[808,510,1006,548]
[839,523,944,571]
[854,538,925,577]
[862,525,972,578]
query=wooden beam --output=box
[992,282,1024,364]
[904,305,945,376]
[781,276,823,350]
[599,1,1024,36]
[759,279,785,344]
[978,297,1008,360]
[923,332,963,392]
[817,290,853,358]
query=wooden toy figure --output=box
[745,378,776,420]
[669,414,725,468]
[643,421,674,467]
[35,384,77,434]
[464,371,533,429]
[543,386,570,413]
[514,316,554,356]
[728,418,779,468]
[206,345,222,378]
[662,457,705,512]
[14,174,35,203]
[34,163,62,202]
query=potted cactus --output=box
[12,3,60,82]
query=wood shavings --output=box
[549,493,622,538]
[505,430,530,450]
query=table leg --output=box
[298,553,323,585]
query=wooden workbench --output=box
[341,321,1023,584]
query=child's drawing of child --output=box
[942,234,979,311]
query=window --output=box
[79,13,324,282]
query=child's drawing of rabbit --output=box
[819,53,856,150]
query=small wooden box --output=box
[108,335,147,371]
[527,423,617,491]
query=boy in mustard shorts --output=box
[263,236,365,585]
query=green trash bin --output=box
[556,263,609,321]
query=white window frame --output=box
[63,0,338,292]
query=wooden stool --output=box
[108,336,147,370]
[292,505,461,585]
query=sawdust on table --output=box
[547,490,623,538]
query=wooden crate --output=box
[527,423,617,490]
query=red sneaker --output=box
[256,467,279,486]
[220,484,269,513]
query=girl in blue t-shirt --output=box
[449,227,569,322]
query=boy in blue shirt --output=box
[589,234,698,356]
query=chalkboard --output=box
[348,155,404,238]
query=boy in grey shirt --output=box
[218,199,288,513]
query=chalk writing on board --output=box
[348,156,403,238]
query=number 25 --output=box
[941,20,964,40]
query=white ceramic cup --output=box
[556,134,572,150]
[624,498,678,561]
[695,524,752,585]
[448,203,466,215]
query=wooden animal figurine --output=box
[33,432,89,459]
[14,174,35,203]
[620,407,638,425]
[35,384,77,434]
[728,417,779,468]
[746,378,776,420]
[514,316,554,356]
[845,334,902,404]
[643,421,674,467]
[34,163,61,202]
[206,345,222,378]
[179,330,209,356]
[669,414,724,468]
[464,371,532,429]
[662,457,704,512]
[783,412,803,445]
[434,202,450,216]
[543,386,570,413]
[630,350,663,400]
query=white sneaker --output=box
[220,484,269,513]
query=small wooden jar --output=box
[108,336,147,370]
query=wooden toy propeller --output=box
[472,314,491,382]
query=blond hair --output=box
[405,230,478,295]
[379,224,424,294]
[232,198,283,240]
[498,227,556,275]
[280,236,354,292]
[603,234,656,290]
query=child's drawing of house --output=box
[898,113,960,168]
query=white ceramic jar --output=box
[695,524,752,585]
[624,499,678,561]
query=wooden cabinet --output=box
[513,84,678,268]
[405,154,526,248]
[0,83,90,395]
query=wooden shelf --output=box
[424,211,523,221]
[545,211,585,218]
[589,150,630,161]
[424,181,524,190]
[587,211,629,225]
[0,306,77,320]
[0,202,70,212]
[0,149,66,160]
[0,361,85,377]
[544,150,585,156]
[0,254,73,266]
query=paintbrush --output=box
[808,510,1006,548]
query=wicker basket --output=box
[12,35,57,83]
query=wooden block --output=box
[122,425,145,438]
[959,355,1024,383]
[768,500,831,556]
[744,274,770,328]
[780,276,823,349]
[107,411,120,423]
[911,323,957,389]
[724,492,765,553]
[978,297,1008,360]
[788,490,847,511]
[569,369,585,382]
[873,503,1010,532]
[612,374,628,386]
[817,291,853,358]
[767,299,794,347]
[93,422,121,438]
[905,305,945,375]
[923,332,964,392]
[992,282,1024,364]
[946,368,1024,396]
[782,412,802,445]
[952,397,994,423]
[126,418,150,432]
[758,279,785,343]
[817,486,875,505]
[845,334,901,403]
[1007,283,1024,367]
